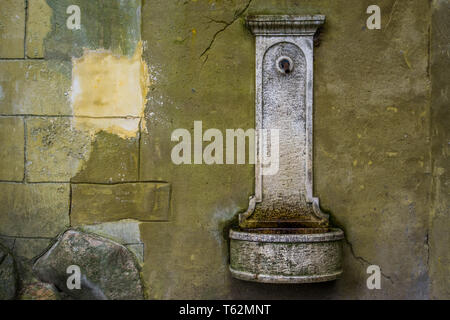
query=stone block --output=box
[26,0,52,58]
[71,182,171,225]
[80,220,141,244]
[71,130,139,183]
[80,220,144,263]
[0,183,70,237]
[33,230,144,300]
[0,0,25,58]
[0,117,24,181]
[26,118,139,183]
[230,228,344,283]
[0,61,71,115]
[26,117,92,182]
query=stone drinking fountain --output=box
[229,15,344,283]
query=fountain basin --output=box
[229,228,344,283]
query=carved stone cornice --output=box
[246,15,325,36]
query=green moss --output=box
[44,0,141,60]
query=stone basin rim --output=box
[229,267,343,284]
[230,227,344,243]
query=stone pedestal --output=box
[230,15,344,283]
[230,228,343,283]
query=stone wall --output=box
[0,0,163,298]
[0,0,448,299]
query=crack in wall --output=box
[384,0,399,31]
[23,116,27,183]
[200,0,254,62]
[24,0,28,58]
[344,237,394,284]
[330,216,394,284]
[204,16,229,26]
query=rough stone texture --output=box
[0,241,18,300]
[0,183,69,237]
[126,244,144,264]
[13,254,44,295]
[80,220,144,263]
[0,117,24,181]
[44,0,142,60]
[33,230,144,300]
[26,117,92,182]
[71,183,171,225]
[429,0,450,299]
[19,282,60,300]
[257,41,311,219]
[230,229,343,283]
[0,0,25,58]
[26,0,52,58]
[0,61,71,115]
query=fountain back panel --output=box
[229,15,344,284]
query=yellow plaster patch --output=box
[386,106,398,112]
[386,152,398,157]
[73,118,141,140]
[71,42,149,139]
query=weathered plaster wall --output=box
[430,0,450,299]
[0,0,448,299]
[139,0,439,299]
[0,0,158,298]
